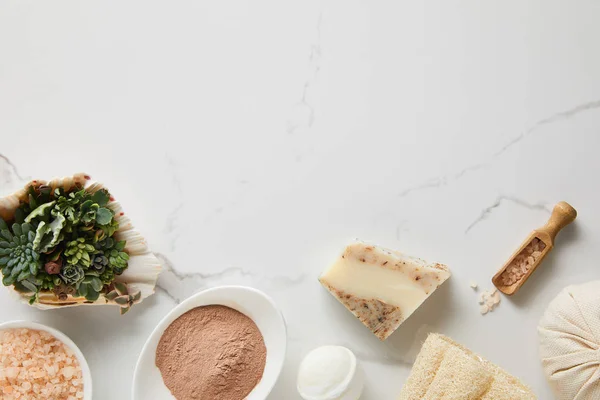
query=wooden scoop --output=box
[492,201,577,295]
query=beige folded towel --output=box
[399,334,536,400]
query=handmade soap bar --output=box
[398,333,536,400]
[319,242,450,340]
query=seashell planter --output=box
[0,173,161,310]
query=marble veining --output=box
[397,99,600,202]
[0,153,26,187]
[493,99,600,157]
[287,11,323,135]
[465,196,551,234]
[155,252,307,304]
[163,154,184,252]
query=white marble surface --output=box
[1,1,599,398]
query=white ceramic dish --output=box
[0,320,93,399]
[133,285,287,400]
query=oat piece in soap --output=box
[319,242,450,340]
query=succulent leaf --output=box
[12,224,22,236]
[78,282,88,297]
[85,290,100,302]
[95,208,113,225]
[20,279,38,293]
[98,219,119,238]
[24,201,56,223]
[105,290,119,301]
[32,214,66,253]
[13,208,26,224]
[133,290,142,302]
[114,295,129,305]
[114,281,127,296]
[91,189,110,207]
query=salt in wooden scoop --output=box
[492,201,577,295]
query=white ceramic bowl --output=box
[0,320,93,399]
[133,285,287,400]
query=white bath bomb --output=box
[538,281,600,400]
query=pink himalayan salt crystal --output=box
[500,237,547,286]
[0,328,84,399]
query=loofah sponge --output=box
[398,333,536,400]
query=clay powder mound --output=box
[156,305,267,400]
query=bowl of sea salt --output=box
[132,285,287,400]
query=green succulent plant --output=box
[95,238,129,273]
[53,189,84,226]
[99,268,115,285]
[77,272,104,301]
[64,237,95,267]
[0,184,132,313]
[13,275,44,298]
[60,263,85,286]
[95,237,114,251]
[32,214,66,253]
[108,245,129,273]
[15,186,51,222]
[78,189,113,226]
[38,271,62,291]
[97,219,119,238]
[9,185,53,224]
[105,282,141,314]
[24,200,55,224]
[90,252,109,274]
[90,253,109,274]
[52,188,112,227]
[79,201,108,225]
[0,219,41,287]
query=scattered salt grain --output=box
[469,281,478,290]
[492,291,501,304]
[0,328,83,400]
[478,288,501,315]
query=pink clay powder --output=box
[155,305,266,400]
